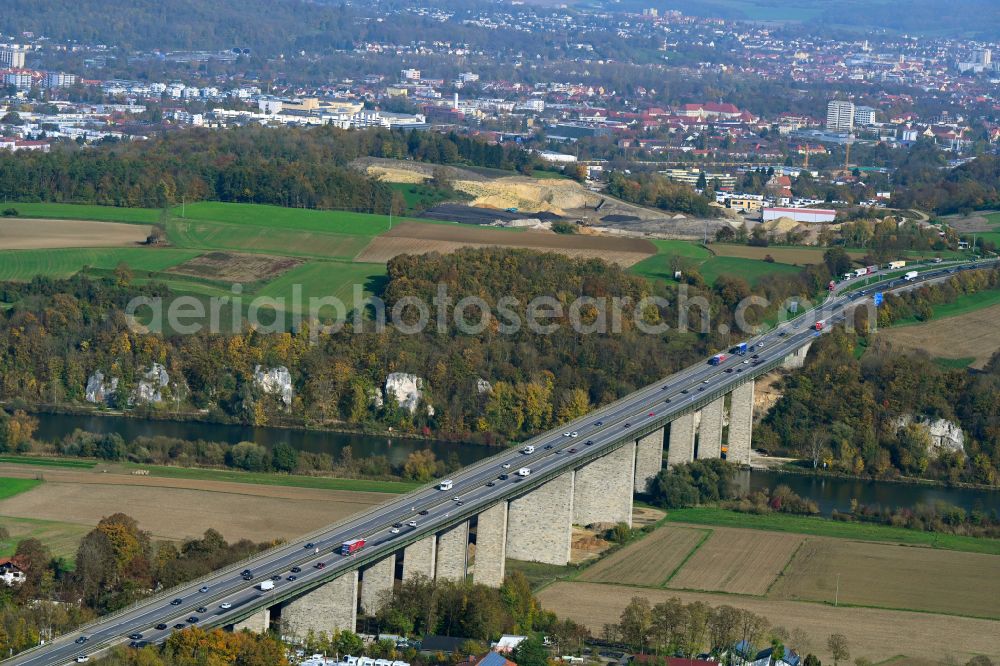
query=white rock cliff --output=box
[254,365,293,406]
[385,372,434,416]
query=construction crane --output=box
[803,143,810,169]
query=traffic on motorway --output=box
[11,257,996,666]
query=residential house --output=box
[0,557,27,586]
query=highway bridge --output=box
[10,258,997,666]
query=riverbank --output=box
[0,455,421,493]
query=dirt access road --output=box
[0,464,388,544]
[356,220,656,266]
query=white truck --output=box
[522,445,534,455]
[438,479,454,491]
[904,270,919,281]
[259,580,274,591]
[886,260,906,270]
[517,467,531,477]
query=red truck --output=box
[813,321,825,331]
[340,538,366,555]
[709,353,727,365]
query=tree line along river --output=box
[31,412,1000,515]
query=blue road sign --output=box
[873,292,884,307]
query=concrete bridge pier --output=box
[435,521,469,581]
[359,555,396,614]
[280,570,358,638]
[505,471,574,565]
[727,381,754,465]
[232,608,270,633]
[783,341,812,369]
[573,441,635,527]
[634,428,664,494]
[473,502,507,587]
[697,397,725,459]
[402,535,437,580]
[667,411,696,467]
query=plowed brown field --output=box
[538,582,1000,663]
[579,525,707,585]
[667,527,803,595]
[0,218,152,249]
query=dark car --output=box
[75,637,88,644]
[314,562,326,569]
[778,331,786,336]
[187,616,199,624]
[290,566,301,573]
[304,542,315,549]
[271,574,282,581]
[486,481,496,487]
[419,509,429,515]
[173,624,186,630]
[681,389,689,394]
[241,569,252,576]
[287,574,297,581]
[155,624,168,631]
[128,633,142,640]
[660,385,669,390]
[697,386,705,392]
[623,422,631,428]
[751,354,759,359]
[594,420,603,426]
[544,444,553,450]
[725,368,734,373]
[585,440,594,445]
[170,599,183,606]
[392,522,403,528]
[242,574,253,581]
[499,474,509,480]
[129,641,148,649]
[196,607,208,614]
[736,367,744,373]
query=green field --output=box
[0,248,200,281]
[664,507,1000,555]
[168,219,375,261]
[253,260,388,312]
[0,515,90,560]
[0,456,96,469]
[0,477,42,500]
[892,286,1000,326]
[630,240,800,286]
[699,255,802,285]
[4,202,161,224]
[175,202,403,236]
[121,463,422,493]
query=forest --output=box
[0,247,839,445]
[0,126,528,211]
[756,323,1000,486]
[892,152,1000,215]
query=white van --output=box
[517,467,531,477]
[522,445,535,455]
[438,479,453,491]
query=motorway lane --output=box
[11,258,996,666]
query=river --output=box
[32,412,489,467]
[740,469,1000,515]
[30,413,1000,512]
